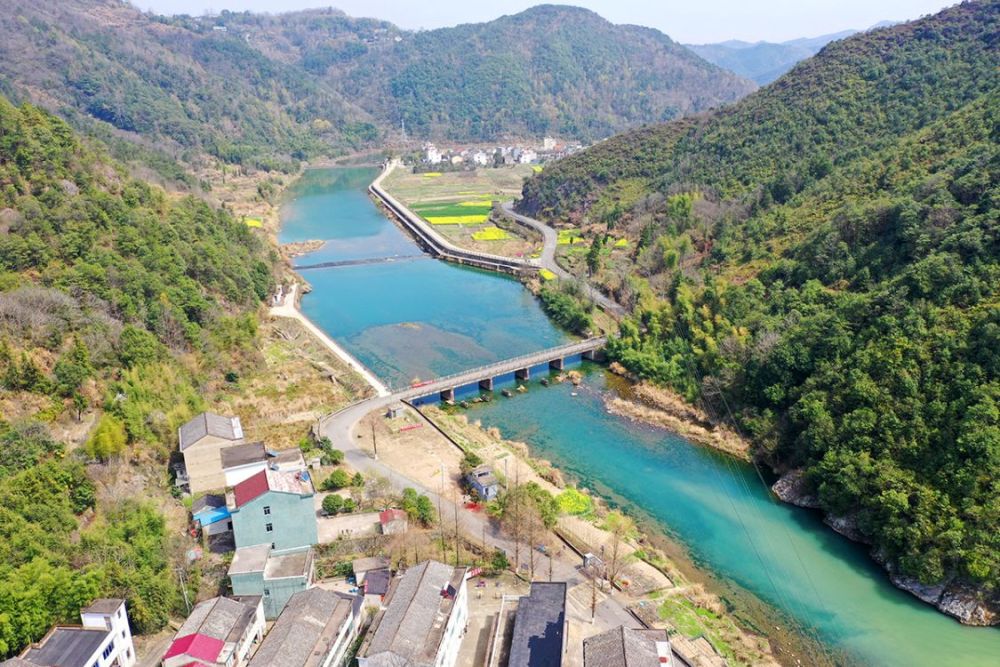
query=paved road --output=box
[318,404,641,636]
[499,202,627,318]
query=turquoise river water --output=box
[280,167,1000,666]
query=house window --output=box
[263,588,270,596]
[265,523,273,532]
[263,506,271,515]
[102,639,115,659]
[121,629,125,638]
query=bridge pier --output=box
[515,368,530,381]
[582,349,598,361]
[549,358,565,371]
[479,378,494,391]
[440,388,455,402]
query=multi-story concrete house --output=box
[247,589,364,667]
[160,596,264,667]
[229,467,317,553]
[357,560,468,667]
[178,412,245,493]
[228,544,315,620]
[4,599,135,667]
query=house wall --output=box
[224,461,267,488]
[231,491,317,554]
[261,575,309,620]
[230,570,310,620]
[81,603,136,667]
[326,605,362,667]
[233,598,266,665]
[183,435,240,493]
[434,579,468,667]
[203,518,233,537]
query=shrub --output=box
[322,494,344,515]
[85,414,127,460]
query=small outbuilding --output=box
[465,465,500,501]
[379,508,408,535]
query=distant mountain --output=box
[0,0,379,174]
[0,1,756,175]
[520,1,999,621]
[687,23,892,84]
[228,4,756,142]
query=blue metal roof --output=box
[194,504,231,526]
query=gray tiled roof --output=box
[508,582,567,667]
[176,596,257,644]
[192,493,227,515]
[360,560,466,667]
[247,589,356,667]
[20,627,107,667]
[179,413,243,451]
[0,659,36,667]
[583,626,669,667]
[220,442,267,469]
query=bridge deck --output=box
[395,336,606,400]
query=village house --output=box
[352,556,390,588]
[222,443,306,488]
[247,589,364,667]
[508,582,567,667]
[229,467,317,553]
[356,560,468,667]
[178,412,245,493]
[3,599,135,667]
[192,493,232,537]
[424,144,442,165]
[161,596,264,667]
[378,508,408,535]
[465,465,500,501]
[583,626,674,667]
[472,151,490,166]
[228,544,315,619]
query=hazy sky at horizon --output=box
[133,0,953,43]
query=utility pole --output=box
[548,550,553,582]
[590,563,597,624]
[176,567,191,614]
[438,462,445,562]
[371,421,378,460]
[453,489,460,567]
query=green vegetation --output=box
[401,487,436,526]
[322,469,352,491]
[0,96,273,657]
[521,3,1000,598]
[538,281,594,336]
[556,487,593,516]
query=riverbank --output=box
[418,403,795,667]
[603,366,751,460]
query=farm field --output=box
[383,165,541,258]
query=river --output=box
[280,166,1000,667]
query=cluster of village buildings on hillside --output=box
[4,410,680,667]
[421,137,585,167]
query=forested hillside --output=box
[0,95,274,656]
[0,0,377,174]
[519,1,999,619]
[231,4,755,141]
[0,1,754,172]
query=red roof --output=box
[163,633,224,663]
[233,470,269,508]
[379,508,407,525]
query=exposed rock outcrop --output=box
[770,469,820,509]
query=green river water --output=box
[280,167,1000,666]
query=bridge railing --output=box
[398,336,607,397]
